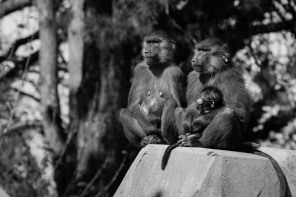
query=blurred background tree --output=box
[0,0,296,196]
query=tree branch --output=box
[0,0,33,17]
[3,120,42,136]
[250,20,295,36]
[11,86,40,102]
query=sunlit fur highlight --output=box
[195,38,231,74]
[142,31,176,65]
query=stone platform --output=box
[115,145,296,197]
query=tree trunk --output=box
[67,0,86,180]
[37,0,64,157]
[68,0,84,93]
[66,2,136,195]
[38,0,66,196]
[71,39,133,195]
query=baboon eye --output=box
[147,41,160,44]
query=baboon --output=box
[120,31,185,148]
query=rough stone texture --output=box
[115,145,296,197]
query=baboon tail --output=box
[161,143,179,170]
[254,150,288,197]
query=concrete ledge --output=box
[115,145,296,197]
[0,187,10,197]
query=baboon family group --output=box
[120,31,250,152]
[118,31,286,196]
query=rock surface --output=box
[115,145,296,197]
[0,187,10,197]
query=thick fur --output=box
[120,31,185,148]
[183,39,251,150]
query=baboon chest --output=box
[140,79,168,116]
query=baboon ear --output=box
[222,51,230,63]
[222,55,228,63]
[210,100,215,108]
[221,44,230,63]
[171,42,176,50]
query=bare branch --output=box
[0,0,33,17]
[4,120,42,135]
[11,86,40,102]
[250,20,295,36]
